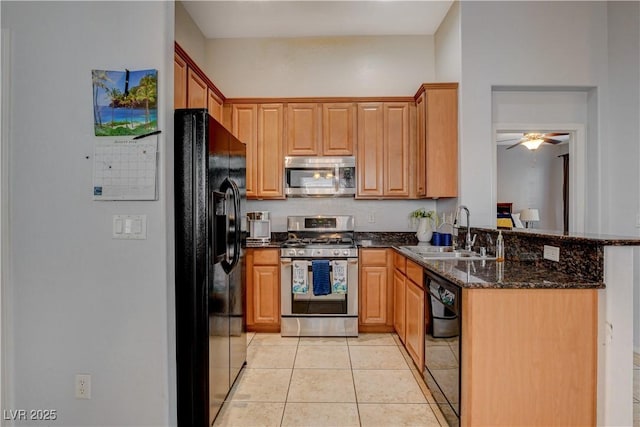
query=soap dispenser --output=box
[496,230,505,262]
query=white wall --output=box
[458,1,608,228]
[603,1,640,352]
[204,35,435,97]
[175,0,206,65]
[434,0,461,83]
[1,2,175,426]
[496,144,565,231]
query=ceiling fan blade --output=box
[543,132,569,137]
[543,138,562,144]
[497,138,521,143]
[506,141,524,150]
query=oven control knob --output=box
[287,249,297,256]
[333,249,340,256]
[297,250,305,256]
[315,250,322,256]
[342,250,350,256]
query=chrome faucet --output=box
[453,205,475,251]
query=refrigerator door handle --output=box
[228,178,242,270]
[220,178,241,273]
[220,178,235,274]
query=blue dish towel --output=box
[312,260,331,296]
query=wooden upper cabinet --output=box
[357,103,384,197]
[257,104,285,199]
[232,104,258,198]
[357,102,410,198]
[207,89,223,122]
[187,68,207,108]
[416,83,458,198]
[383,102,410,197]
[322,103,356,156]
[174,53,187,109]
[415,93,427,197]
[286,103,320,156]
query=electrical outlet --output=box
[75,374,91,399]
[543,245,560,262]
[367,213,375,223]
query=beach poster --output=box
[92,69,158,137]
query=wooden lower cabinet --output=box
[404,279,425,370]
[393,250,425,369]
[246,248,280,332]
[461,288,598,426]
[359,248,394,332]
[393,270,406,343]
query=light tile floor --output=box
[634,353,639,427]
[214,332,447,427]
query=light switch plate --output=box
[113,215,147,239]
[543,245,560,262]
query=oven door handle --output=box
[280,258,292,266]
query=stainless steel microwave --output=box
[284,156,356,197]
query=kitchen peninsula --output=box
[389,227,637,426]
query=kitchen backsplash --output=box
[247,198,438,232]
[459,227,604,282]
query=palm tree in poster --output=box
[106,87,122,126]
[135,74,157,127]
[91,70,111,127]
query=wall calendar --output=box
[93,139,158,200]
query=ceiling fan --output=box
[504,132,570,150]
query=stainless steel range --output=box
[280,215,358,337]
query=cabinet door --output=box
[405,280,425,369]
[286,103,320,156]
[232,104,258,198]
[257,104,284,198]
[414,93,427,197]
[207,89,223,122]
[174,53,187,109]
[252,265,280,325]
[322,103,355,156]
[383,102,410,197]
[360,265,388,325]
[187,68,207,108]
[425,85,458,198]
[356,103,384,197]
[394,270,406,343]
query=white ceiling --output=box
[180,1,454,39]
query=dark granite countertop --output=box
[394,246,605,290]
[472,226,640,246]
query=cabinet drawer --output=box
[252,248,279,265]
[406,260,423,287]
[393,251,406,273]
[360,248,388,265]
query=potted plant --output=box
[410,208,437,242]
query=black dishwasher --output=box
[424,271,461,427]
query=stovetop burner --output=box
[281,237,354,248]
[281,215,357,257]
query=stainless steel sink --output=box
[400,246,495,261]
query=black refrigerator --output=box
[175,109,246,426]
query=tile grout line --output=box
[279,336,300,427]
[346,335,364,427]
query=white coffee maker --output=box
[246,211,271,244]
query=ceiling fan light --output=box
[522,138,544,150]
